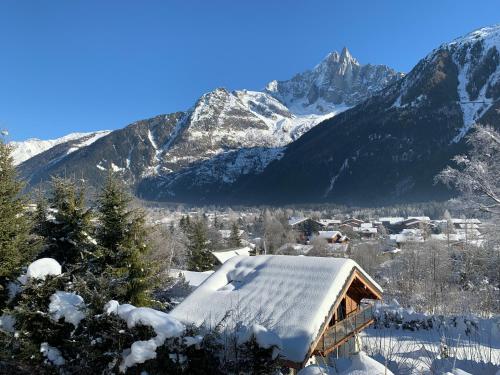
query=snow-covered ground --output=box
[360,301,500,374]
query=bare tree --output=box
[437,125,500,217]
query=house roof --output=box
[169,269,215,288]
[170,255,382,364]
[407,216,431,222]
[379,217,405,224]
[319,219,341,226]
[354,227,378,234]
[288,216,309,226]
[211,247,252,264]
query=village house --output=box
[353,223,378,238]
[379,217,405,226]
[170,255,383,372]
[341,218,365,228]
[318,219,342,230]
[315,231,350,253]
[288,217,325,243]
[316,230,349,244]
[389,228,425,247]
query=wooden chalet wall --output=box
[296,269,382,369]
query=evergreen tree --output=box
[180,215,191,233]
[0,139,36,303]
[33,191,49,238]
[228,222,242,248]
[39,177,95,269]
[96,173,155,306]
[187,219,214,271]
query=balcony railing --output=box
[315,305,374,354]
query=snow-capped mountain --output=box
[265,47,403,115]
[9,131,110,165]
[228,25,500,205]
[18,50,401,198]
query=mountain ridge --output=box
[15,48,402,199]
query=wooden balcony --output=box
[314,305,375,355]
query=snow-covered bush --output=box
[372,300,498,341]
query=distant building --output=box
[289,217,325,243]
[353,223,378,238]
[389,228,425,247]
[342,218,364,228]
[316,230,349,244]
[211,246,252,265]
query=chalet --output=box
[407,216,431,222]
[170,255,383,372]
[318,219,342,230]
[288,217,325,243]
[353,223,378,238]
[379,217,404,226]
[389,228,424,247]
[317,231,349,244]
[341,218,364,228]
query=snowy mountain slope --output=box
[228,25,500,205]
[9,131,110,165]
[19,49,401,197]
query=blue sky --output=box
[1,0,499,141]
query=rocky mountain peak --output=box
[265,48,403,114]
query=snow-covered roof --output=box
[317,230,342,239]
[342,218,364,224]
[319,219,341,226]
[379,217,404,224]
[407,216,431,222]
[211,246,252,264]
[389,229,424,243]
[169,269,215,288]
[277,243,314,255]
[354,227,378,234]
[170,255,382,364]
[288,217,309,226]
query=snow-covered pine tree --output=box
[96,173,156,306]
[0,138,37,305]
[187,219,214,272]
[38,177,96,270]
